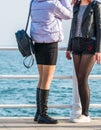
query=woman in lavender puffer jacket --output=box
[30,0,72,124]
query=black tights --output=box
[73,54,96,116]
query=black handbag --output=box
[15,0,34,68]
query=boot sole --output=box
[38,120,58,124]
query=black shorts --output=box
[72,37,96,55]
[34,42,58,65]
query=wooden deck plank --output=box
[0,118,101,130]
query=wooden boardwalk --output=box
[0,118,101,130]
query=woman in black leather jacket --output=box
[66,0,101,123]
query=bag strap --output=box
[23,0,34,69]
[23,43,35,69]
[25,0,33,32]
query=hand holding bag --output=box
[15,0,34,68]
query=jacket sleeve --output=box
[94,1,101,52]
[53,0,73,19]
[67,30,72,51]
[66,16,74,51]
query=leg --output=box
[77,55,96,116]
[73,54,96,122]
[34,64,56,121]
[38,65,58,124]
[40,65,56,90]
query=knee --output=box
[77,74,87,87]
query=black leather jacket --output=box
[67,1,101,52]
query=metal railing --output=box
[0,47,101,119]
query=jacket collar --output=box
[82,3,92,24]
[73,2,93,22]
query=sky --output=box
[0,0,71,47]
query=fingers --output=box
[66,51,72,60]
[95,53,101,64]
[97,56,101,64]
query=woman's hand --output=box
[66,51,72,60]
[95,52,101,64]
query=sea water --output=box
[0,50,101,117]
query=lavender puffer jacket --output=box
[30,0,73,43]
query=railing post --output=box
[70,65,81,120]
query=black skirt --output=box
[34,42,58,65]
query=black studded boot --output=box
[34,88,40,121]
[38,89,58,124]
